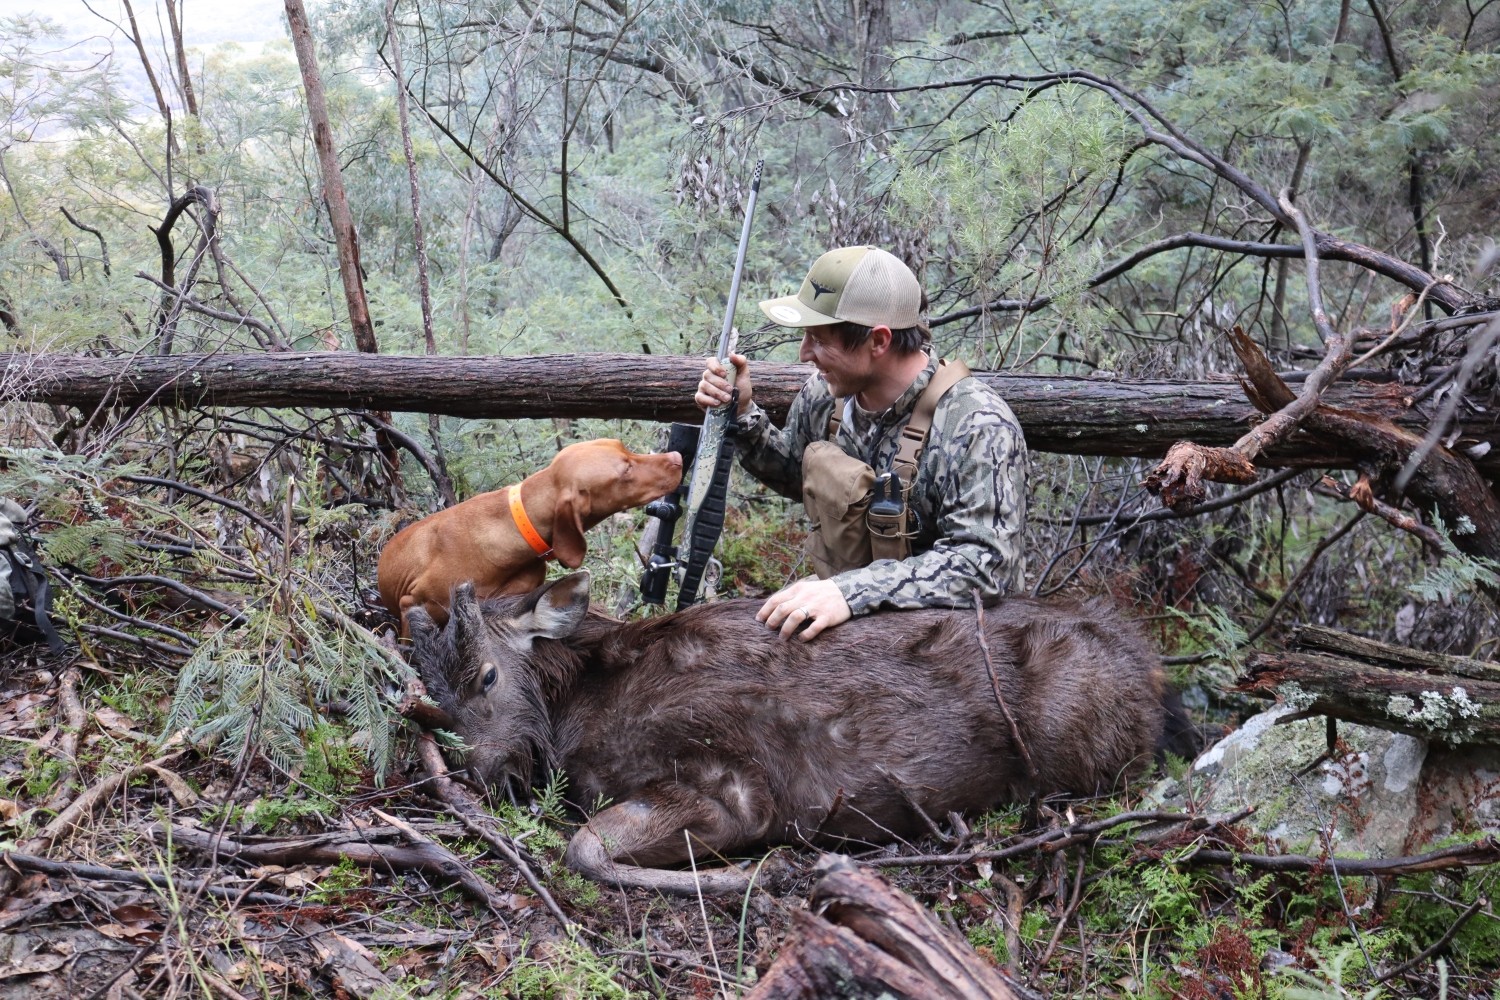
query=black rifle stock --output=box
[638,421,700,605]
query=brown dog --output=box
[377,438,682,631]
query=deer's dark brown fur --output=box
[408,573,1165,895]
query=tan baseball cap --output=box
[758,246,922,329]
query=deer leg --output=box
[564,785,773,896]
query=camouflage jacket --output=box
[734,355,1028,615]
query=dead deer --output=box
[408,573,1165,895]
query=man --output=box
[696,245,1027,641]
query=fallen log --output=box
[1238,648,1500,745]
[747,855,1017,1000]
[5,351,1495,472]
[1293,624,1500,683]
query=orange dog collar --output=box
[508,485,553,560]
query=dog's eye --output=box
[482,665,498,690]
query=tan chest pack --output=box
[801,359,971,578]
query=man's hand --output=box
[758,578,851,642]
[695,352,753,417]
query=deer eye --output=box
[482,665,498,690]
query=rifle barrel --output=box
[715,159,763,363]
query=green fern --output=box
[1408,510,1500,602]
[41,520,134,570]
[1409,550,1500,602]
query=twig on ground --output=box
[1374,895,1489,983]
[34,751,186,849]
[412,732,575,932]
[40,665,87,814]
[1170,835,1500,876]
[1033,849,1087,973]
[868,809,1235,869]
[1,850,294,906]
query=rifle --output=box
[638,159,763,610]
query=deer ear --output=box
[449,582,487,659]
[551,489,590,569]
[524,572,591,639]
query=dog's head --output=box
[547,439,683,567]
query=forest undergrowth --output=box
[2,407,1498,999]
[5,0,1500,993]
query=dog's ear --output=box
[552,489,590,568]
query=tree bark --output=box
[1238,649,1500,745]
[285,0,377,356]
[286,0,400,483]
[747,855,1016,1000]
[5,350,1497,468]
[1292,624,1500,682]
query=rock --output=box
[1148,704,1500,856]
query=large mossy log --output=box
[5,350,1494,470]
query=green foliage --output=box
[161,601,408,780]
[309,855,369,902]
[1165,603,1249,667]
[490,800,569,858]
[1409,548,1500,603]
[888,84,1130,366]
[533,770,570,824]
[301,723,364,795]
[21,746,68,802]
[1387,869,1500,969]
[497,932,636,999]
[245,794,326,833]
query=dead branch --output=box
[1238,648,1500,743]
[134,272,278,347]
[1374,895,1490,983]
[11,351,1491,470]
[1315,474,1445,551]
[1240,512,1365,647]
[39,666,86,814]
[411,731,575,932]
[149,185,218,353]
[118,473,286,546]
[972,588,1040,790]
[747,855,1018,1000]
[1141,440,1259,510]
[162,821,506,911]
[0,850,295,907]
[1176,835,1500,877]
[1291,624,1500,682]
[58,205,110,277]
[26,751,187,854]
[864,809,1243,869]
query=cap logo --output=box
[769,304,803,324]
[808,279,835,300]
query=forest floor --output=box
[1,640,1497,999]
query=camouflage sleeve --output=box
[832,384,1028,616]
[731,374,834,503]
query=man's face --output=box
[799,324,875,399]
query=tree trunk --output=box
[285,0,377,356]
[747,855,1016,1000]
[285,0,400,484]
[6,350,1497,469]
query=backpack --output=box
[1,498,65,653]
